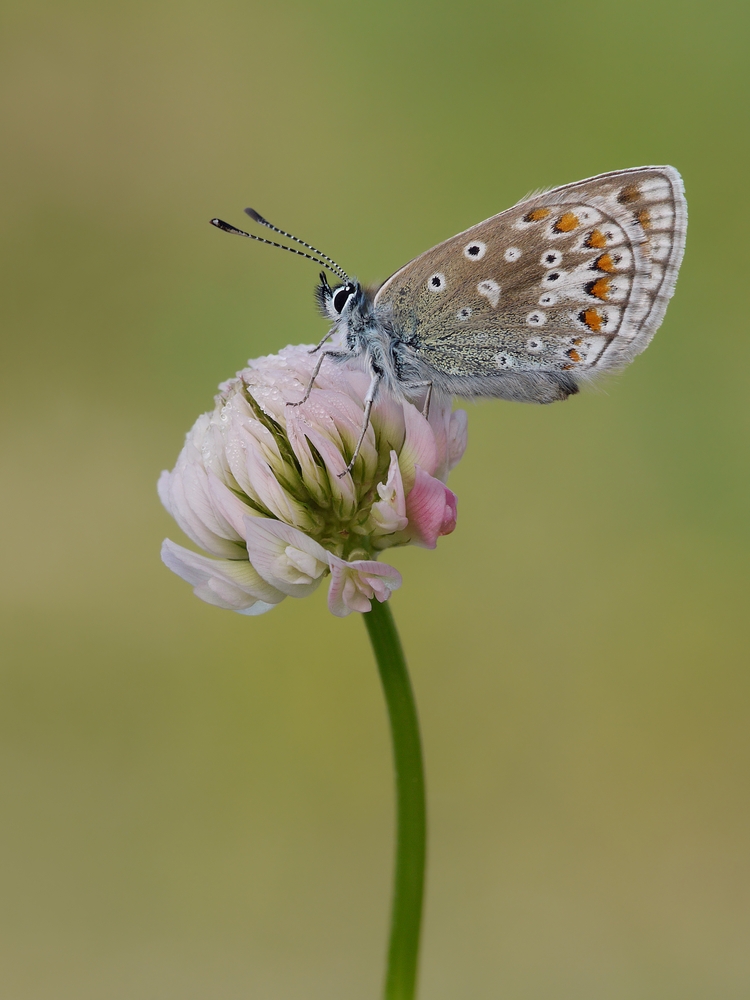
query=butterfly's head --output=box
[315,271,361,323]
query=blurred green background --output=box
[2,0,749,997]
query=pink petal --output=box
[429,404,469,483]
[398,402,439,490]
[289,417,358,516]
[159,467,243,559]
[243,517,329,597]
[182,461,242,542]
[327,555,402,617]
[161,539,285,611]
[369,451,409,536]
[447,409,469,472]
[342,574,373,614]
[243,444,316,531]
[292,386,379,485]
[206,471,258,538]
[157,470,174,516]
[371,392,406,455]
[404,466,458,549]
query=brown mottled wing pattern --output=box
[373,166,686,393]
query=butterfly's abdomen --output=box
[414,365,579,404]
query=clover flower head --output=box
[158,343,467,617]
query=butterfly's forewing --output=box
[373,167,686,400]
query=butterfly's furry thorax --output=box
[315,276,426,401]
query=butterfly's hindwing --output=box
[373,167,686,402]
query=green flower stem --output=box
[364,600,426,1000]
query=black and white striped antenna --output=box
[210,210,350,284]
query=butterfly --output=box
[212,166,687,473]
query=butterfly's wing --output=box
[373,166,687,402]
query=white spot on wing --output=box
[541,250,563,267]
[477,279,501,308]
[504,247,522,262]
[526,311,547,326]
[493,352,514,368]
[642,264,664,291]
[627,297,652,324]
[646,203,675,228]
[650,235,672,261]
[639,177,672,199]
[539,292,558,306]
[464,241,487,260]
[599,306,622,334]
[427,272,447,292]
[601,226,627,247]
[575,207,602,224]
[456,306,472,321]
[602,248,633,270]
[541,270,565,286]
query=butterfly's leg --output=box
[287,349,350,408]
[402,380,434,419]
[422,381,433,419]
[308,327,337,355]
[338,370,382,477]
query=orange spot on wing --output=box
[587,277,611,300]
[525,207,551,222]
[554,211,579,232]
[567,348,582,362]
[561,364,574,370]
[586,229,607,249]
[617,184,641,204]
[638,208,651,230]
[571,337,583,345]
[594,252,616,273]
[580,308,603,332]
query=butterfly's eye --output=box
[463,241,487,260]
[332,284,355,314]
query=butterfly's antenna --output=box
[245,208,350,284]
[210,218,351,283]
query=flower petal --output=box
[404,466,458,549]
[397,402,439,490]
[368,451,408,537]
[327,555,402,617]
[235,600,280,616]
[181,461,242,542]
[372,392,407,455]
[431,406,469,482]
[243,444,317,531]
[158,467,244,559]
[243,517,330,597]
[206,471,260,538]
[447,409,469,473]
[161,539,285,611]
[287,414,358,518]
